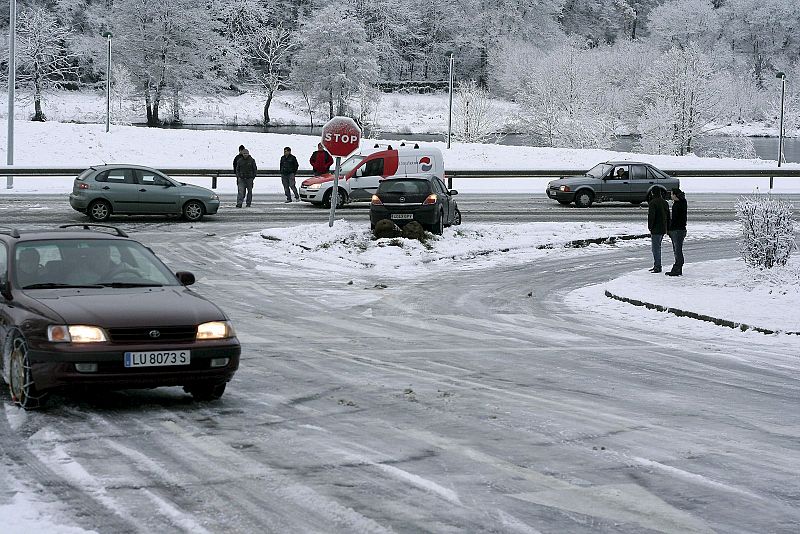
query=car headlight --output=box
[559,185,571,192]
[48,325,108,343]
[307,183,321,190]
[196,321,235,340]
[211,193,219,200]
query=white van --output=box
[299,144,445,207]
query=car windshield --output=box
[586,163,613,179]
[339,155,365,175]
[377,179,431,195]
[14,239,181,289]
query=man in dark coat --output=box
[310,143,333,175]
[648,189,670,273]
[235,149,257,208]
[666,188,688,276]
[233,145,245,172]
[280,146,300,203]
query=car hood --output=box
[25,287,227,328]
[177,183,215,197]
[549,175,598,186]
[301,174,335,186]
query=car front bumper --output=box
[546,188,573,201]
[27,339,241,392]
[205,199,220,215]
[299,186,324,202]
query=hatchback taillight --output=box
[423,194,437,205]
[371,195,383,205]
[78,182,89,190]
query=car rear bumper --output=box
[28,340,241,391]
[370,204,437,226]
[69,194,89,211]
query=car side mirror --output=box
[356,168,364,177]
[449,190,458,196]
[175,271,195,286]
[0,278,12,301]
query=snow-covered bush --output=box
[735,195,796,269]
[701,136,758,159]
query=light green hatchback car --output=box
[69,164,220,222]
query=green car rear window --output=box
[76,168,94,181]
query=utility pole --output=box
[7,0,16,189]
[103,31,113,133]
[447,53,454,149]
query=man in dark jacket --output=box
[666,188,688,276]
[235,149,257,208]
[310,143,333,175]
[648,190,670,273]
[280,146,300,203]
[233,145,245,173]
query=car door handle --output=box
[139,188,147,192]
[102,186,110,190]
[649,181,654,184]
[622,182,629,184]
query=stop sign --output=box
[321,116,362,158]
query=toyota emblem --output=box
[149,330,161,338]
[399,196,405,203]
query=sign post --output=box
[321,116,361,227]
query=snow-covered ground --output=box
[233,220,799,337]
[2,121,800,195]
[233,221,739,280]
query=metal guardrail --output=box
[2,166,800,190]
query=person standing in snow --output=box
[235,149,257,208]
[666,188,687,276]
[647,189,670,273]
[280,146,300,203]
[310,143,333,175]
[233,145,246,173]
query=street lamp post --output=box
[6,0,16,189]
[447,53,454,149]
[774,71,787,190]
[103,31,113,133]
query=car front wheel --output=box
[574,190,594,208]
[322,189,347,209]
[183,200,204,222]
[6,332,47,409]
[88,199,112,221]
[453,207,462,226]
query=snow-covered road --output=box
[1,217,797,533]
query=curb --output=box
[604,290,800,336]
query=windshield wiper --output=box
[22,283,104,289]
[97,282,164,288]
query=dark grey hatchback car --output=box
[370,174,462,235]
[0,225,240,409]
[69,164,221,222]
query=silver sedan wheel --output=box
[183,200,204,222]
[89,200,111,221]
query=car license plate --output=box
[391,214,414,220]
[124,350,191,368]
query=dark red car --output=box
[0,224,240,409]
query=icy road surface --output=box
[1,212,798,533]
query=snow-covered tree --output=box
[646,0,720,49]
[451,80,504,143]
[736,195,797,269]
[112,0,228,125]
[637,42,719,155]
[517,41,616,149]
[290,3,379,120]
[13,5,80,121]
[240,23,295,125]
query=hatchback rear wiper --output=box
[97,282,164,288]
[22,283,104,289]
